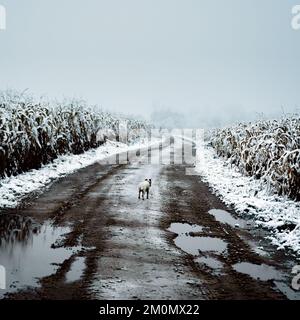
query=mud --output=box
[0,139,299,300]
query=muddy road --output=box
[0,138,299,300]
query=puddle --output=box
[0,215,81,297]
[209,209,248,228]
[233,262,283,281]
[65,256,86,283]
[274,281,300,300]
[167,222,203,235]
[195,256,224,274]
[174,236,227,256]
[168,221,227,256]
[0,214,39,245]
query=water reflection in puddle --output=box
[233,262,283,281]
[168,222,227,256]
[174,236,227,255]
[232,261,300,300]
[195,256,224,274]
[167,222,203,235]
[0,214,39,245]
[0,214,81,297]
[65,257,86,283]
[274,281,300,300]
[209,209,248,228]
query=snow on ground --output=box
[195,142,300,257]
[0,138,161,209]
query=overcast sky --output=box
[0,0,300,124]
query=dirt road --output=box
[0,138,299,300]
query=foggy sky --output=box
[0,0,300,126]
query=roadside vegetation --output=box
[0,90,150,178]
[210,116,300,201]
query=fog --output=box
[0,0,300,128]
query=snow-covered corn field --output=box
[210,117,300,201]
[0,91,150,178]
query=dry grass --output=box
[210,117,300,201]
[0,91,150,177]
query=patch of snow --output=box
[195,142,300,256]
[0,138,161,209]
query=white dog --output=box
[138,179,152,200]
